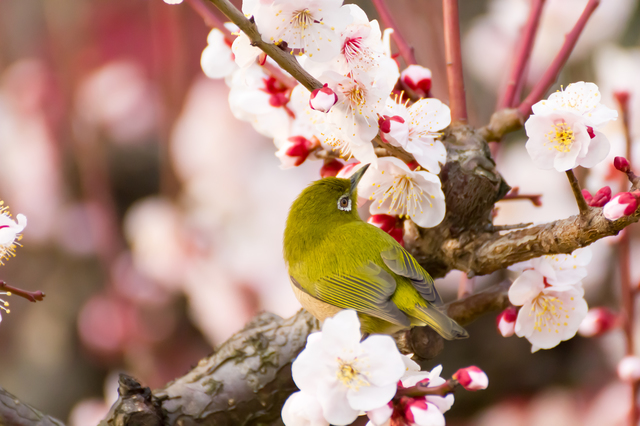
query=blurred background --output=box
[0,0,639,425]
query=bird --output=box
[283,164,468,339]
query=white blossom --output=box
[509,269,588,352]
[381,96,450,173]
[358,157,446,228]
[281,391,328,426]
[0,202,26,264]
[617,356,640,382]
[201,28,238,79]
[254,0,352,61]
[290,310,405,425]
[508,247,592,287]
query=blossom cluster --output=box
[283,310,487,426]
[502,248,591,352]
[524,82,618,172]
[0,200,27,323]
[192,0,451,229]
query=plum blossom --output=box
[367,214,404,246]
[231,31,263,69]
[0,202,27,264]
[201,28,237,79]
[254,0,352,61]
[380,96,450,173]
[603,192,639,221]
[289,310,405,425]
[282,391,328,426]
[319,159,344,177]
[276,136,319,168]
[525,83,617,172]
[508,269,588,352]
[508,247,592,287]
[359,157,446,228]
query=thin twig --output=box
[442,0,467,123]
[371,0,417,66]
[498,0,546,109]
[372,136,415,163]
[0,281,45,303]
[207,0,323,92]
[500,187,542,206]
[615,90,639,426]
[396,379,459,398]
[566,169,590,215]
[517,0,600,116]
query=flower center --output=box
[337,358,369,390]
[530,293,569,333]
[291,9,314,29]
[342,37,364,62]
[369,175,434,217]
[345,85,366,109]
[545,120,575,153]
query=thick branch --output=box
[207,0,323,92]
[442,0,467,123]
[517,0,600,116]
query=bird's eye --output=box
[337,196,351,211]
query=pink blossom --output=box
[309,85,338,113]
[617,356,640,382]
[275,136,318,169]
[602,192,638,221]
[496,306,517,337]
[400,65,432,97]
[578,307,618,337]
[452,366,489,391]
[319,159,344,178]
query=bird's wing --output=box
[381,245,443,306]
[291,261,411,327]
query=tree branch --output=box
[498,0,546,109]
[517,0,600,116]
[371,0,417,66]
[207,0,323,92]
[0,387,65,426]
[442,0,467,124]
[566,169,590,215]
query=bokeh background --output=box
[1,0,640,425]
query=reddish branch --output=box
[500,187,542,206]
[371,0,417,66]
[498,0,546,109]
[442,0,467,123]
[0,281,45,303]
[517,0,600,115]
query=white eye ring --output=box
[337,196,352,211]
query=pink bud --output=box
[496,306,517,337]
[320,159,344,178]
[618,356,640,382]
[276,136,315,169]
[582,189,593,204]
[401,65,432,97]
[368,214,398,233]
[588,186,612,207]
[578,307,618,337]
[603,192,638,221]
[406,161,420,171]
[614,156,631,173]
[586,126,596,139]
[336,162,361,179]
[378,115,409,146]
[309,84,337,113]
[453,366,488,391]
[404,399,444,426]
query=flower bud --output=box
[401,65,432,97]
[320,159,344,178]
[586,126,596,139]
[583,186,611,207]
[336,162,362,178]
[378,115,409,146]
[368,214,398,233]
[603,192,638,221]
[496,306,517,337]
[618,356,640,382]
[404,400,445,426]
[578,307,618,337]
[614,156,631,173]
[310,84,338,113]
[276,136,316,169]
[453,366,488,391]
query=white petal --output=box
[409,403,445,426]
[320,310,362,357]
[577,130,610,168]
[317,381,359,426]
[508,270,544,306]
[282,391,329,426]
[359,335,405,386]
[346,382,397,411]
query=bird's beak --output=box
[349,163,370,194]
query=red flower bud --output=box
[400,65,432,97]
[320,159,344,178]
[496,306,517,337]
[453,366,489,391]
[614,156,631,173]
[388,227,405,247]
[589,186,612,207]
[603,192,639,220]
[367,214,398,233]
[309,84,338,113]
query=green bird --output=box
[283,164,468,339]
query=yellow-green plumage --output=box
[283,166,468,339]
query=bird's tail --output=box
[411,305,469,340]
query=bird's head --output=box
[284,164,370,247]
